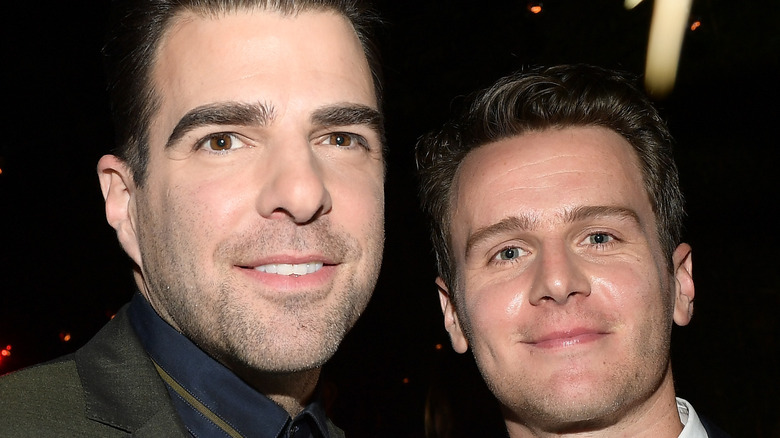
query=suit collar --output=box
[74,305,188,436]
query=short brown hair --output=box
[103,0,383,187]
[416,64,685,292]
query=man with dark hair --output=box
[416,65,729,437]
[0,1,385,436]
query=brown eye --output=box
[197,133,246,153]
[328,133,352,147]
[209,134,233,150]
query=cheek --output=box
[330,168,385,230]
[177,170,253,226]
[462,281,523,344]
[591,261,665,321]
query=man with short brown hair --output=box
[0,1,385,436]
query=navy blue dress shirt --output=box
[128,294,332,438]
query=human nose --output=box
[255,141,332,224]
[528,240,591,305]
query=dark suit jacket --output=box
[0,307,189,437]
[0,307,345,438]
[701,416,733,438]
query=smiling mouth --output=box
[253,262,324,276]
[528,331,607,349]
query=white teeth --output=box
[254,262,323,276]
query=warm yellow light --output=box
[645,0,693,97]
[690,20,701,31]
[60,332,72,342]
[529,5,542,14]
[624,0,644,10]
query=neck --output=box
[229,364,322,417]
[506,366,683,438]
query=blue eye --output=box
[497,247,523,261]
[587,233,613,245]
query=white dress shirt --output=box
[677,397,709,438]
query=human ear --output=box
[436,277,469,353]
[97,155,142,268]
[671,243,695,326]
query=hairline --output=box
[442,123,672,304]
[128,2,380,188]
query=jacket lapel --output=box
[74,306,188,436]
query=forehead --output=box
[149,8,375,141]
[451,126,651,234]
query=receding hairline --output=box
[144,5,374,154]
[159,4,359,62]
[446,124,653,257]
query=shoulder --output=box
[326,419,347,438]
[700,416,733,438]
[0,355,121,436]
[0,354,81,403]
[0,306,183,437]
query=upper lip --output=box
[524,327,608,344]
[238,253,338,269]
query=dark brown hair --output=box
[416,64,685,292]
[103,0,383,187]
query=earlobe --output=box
[671,243,695,326]
[97,155,143,267]
[436,277,469,354]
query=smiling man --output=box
[416,65,730,437]
[0,1,384,436]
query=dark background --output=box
[2,1,778,436]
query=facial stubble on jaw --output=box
[451,274,677,432]
[135,195,383,372]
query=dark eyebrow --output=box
[465,215,538,259]
[311,103,384,140]
[165,101,276,148]
[463,206,640,259]
[564,205,640,225]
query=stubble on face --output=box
[446,129,680,434]
[126,9,386,379]
[453,273,676,433]
[134,189,383,374]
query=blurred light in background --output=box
[645,0,694,97]
[624,0,645,10]
[527,2,542,14]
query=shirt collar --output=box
[128,293,331,438]
[677,397,709,438]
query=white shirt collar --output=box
[677,397,709,438]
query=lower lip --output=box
[529,332,607,350]
[235,264,337,291]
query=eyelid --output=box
[194,131,249,153]
[580,231,620,246]
[490,244,529,264]
[318,131,370,150]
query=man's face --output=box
[439,126,694,432]
[119,10,384,373]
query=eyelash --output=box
[490,231,619,263]
[193,131,371,155]
[491,245,526,265]
[583,232,620,249]
[320,132,370,150]
[195,132,246,155]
